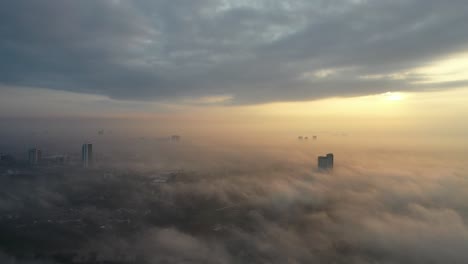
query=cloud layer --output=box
[1,141,467,263]
[1,0,468,103]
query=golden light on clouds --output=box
[357,51,468,85]
[413,52,468,84]
[250,91,409,119]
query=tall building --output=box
[28,148,42,165]
[318,153,333,170]
[82,143,93,168]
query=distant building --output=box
[82,143,93,168]
[171,135,181,142]
[318,153,333,170]
[0,154,15,164]
[28,148,42,165]
[43,155,68,166]
[313,136,317,140]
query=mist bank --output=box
[0,139,467,263]
[1,114,467,159]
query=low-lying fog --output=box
[0,125,467,263]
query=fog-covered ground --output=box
[0,134,467,263]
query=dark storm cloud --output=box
[1,0,468,103]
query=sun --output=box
[383,92,404,101]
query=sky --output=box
[1,0,468,144]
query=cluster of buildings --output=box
[298,135,317,141]
[4,133,183,169]
[9,140,334,171]
[22,143,94,168]
[297,134,334,170]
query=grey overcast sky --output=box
[1,0,468,105]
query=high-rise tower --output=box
[318,153,333,170]
[82,143,93,168]
[28,148,42,165]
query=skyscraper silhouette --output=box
[28,148,42,165]
[82,143,93,168]
[318,153,333,170]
